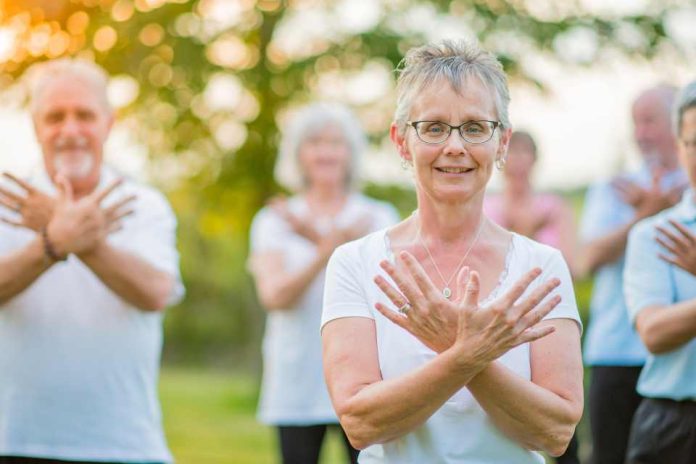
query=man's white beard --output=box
[52,135,95,180]
[53,151,95,181]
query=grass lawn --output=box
[160,366,592,464]
[160,367,348,464]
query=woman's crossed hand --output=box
[374,251,561,369]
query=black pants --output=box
[278,424,359,464]
[626,397,696,464]
[555,432,580,464]
[0,458,162,464]
[589,365,643,464]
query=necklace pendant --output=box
[443,287,452,299]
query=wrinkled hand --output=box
[612,172,685,220]
[46,176,136,257]
[451,268,560,369]
[0,173,55,232]
[316,215,372,259]
[611,177,645,209]
[269,195,322,244]
[656,219,696,276]
[374,251,560,365]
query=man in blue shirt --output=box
[579,85,687,464]
[623,80,696,463]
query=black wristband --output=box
[41,227,67,262]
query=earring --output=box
[495,157,506,170]
[401,158,412,170]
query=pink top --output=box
[484,193,568,248]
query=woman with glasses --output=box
[248,102,399,464]
[321,40,583,463]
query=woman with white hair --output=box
[248,102,399,464]
[321,40,583,463]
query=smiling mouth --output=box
[435,167,475,174]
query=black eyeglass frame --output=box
[406,120,502,145]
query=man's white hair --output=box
[26,58,111,114]
[274,102,366,192]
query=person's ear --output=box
[390,122,413,164]
[496,126,512,164]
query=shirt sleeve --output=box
[321,241,374,329]
[249,207,291,254]
[538,248,583,332]
[113,187,185,306]
[370,202,400,231]
[624,217,674,323]
[579,181,625,243]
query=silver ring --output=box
[398,302,412,315]
[14,204,21,213]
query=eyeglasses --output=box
[407,120,501,145]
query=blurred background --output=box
[0,0,694,462]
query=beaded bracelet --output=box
[41,227,67,262]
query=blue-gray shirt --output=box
[624,190,696,400]
[581,166,686,366]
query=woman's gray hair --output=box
[394,39,510,136]
[26,58,111,114]
[673,80,696,136]
[274,102,366,192]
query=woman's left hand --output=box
[656,219,696,276]
[373,251,464,353]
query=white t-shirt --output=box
[0,168,184,463]
[322,230,581,464]
[250,193,399,425]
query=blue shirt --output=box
[581,166,687,365]
[624,190,696,400]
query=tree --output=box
[0,0,686,364]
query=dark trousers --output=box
[278,424,359,464]
[589,365,643,464]
[626,397,696,464]
[555,432,580,464]
[0,458,162,464]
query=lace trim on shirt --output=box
[382,229,516,306]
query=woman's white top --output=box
[250,193,399,425]
[322,229,581,463]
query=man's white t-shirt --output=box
[0,168,184,463]
[250,193,399,425]
[322,229,581,464]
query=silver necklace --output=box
[416,219,485,299]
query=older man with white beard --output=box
[0,59,184,464]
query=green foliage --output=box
[0,0,673,364]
